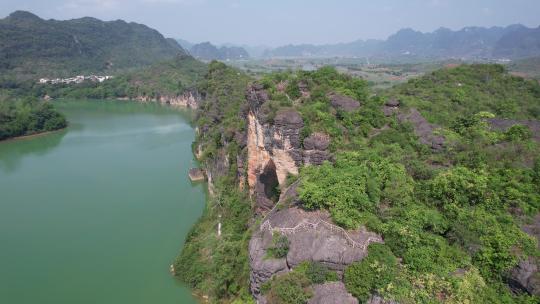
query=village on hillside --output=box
[39,75,113,85]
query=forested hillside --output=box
[178,63,540,303]
[0,55,207,101]
[0,11,185,78]
[0,96,67,141]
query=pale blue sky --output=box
[1,0,539,46]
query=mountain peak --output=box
[7,11,41,21]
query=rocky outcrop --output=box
[250,205,382,302]
[329,93,361,112]
[507,257,540,296]
[383,98,400,117]
[303,132,332,165]
[507,213,540,296]
[367,295,399,304]
[488,118,540,142]
[308,282,358,304]
[245,84,367,303]
[398,108,445,151]
[246,84,332,211]
[205,149,230,196]
[188,168,205,181]
[120,91,201,109]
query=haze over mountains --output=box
[2,10,540,80]
[179,24,540,60]
[187,42,249,61]
[260,24,540,59]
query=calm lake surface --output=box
[0,100,204,304]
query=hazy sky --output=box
[1,0,539,46]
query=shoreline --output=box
[0,127,67,143]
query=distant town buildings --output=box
[38,75,113,85]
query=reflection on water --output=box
[0,129,67,173]
[0,99,202,304]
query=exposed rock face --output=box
[246,84,333,211]
[123,91,201,108]
[205,149,230,196]
[508,213,540,296]
[188,168,205,181]
[398,108,445,151]
[298,81,310,98]
[488,118,540,142]
[507,257,540,296]
[383,98,400,117]
[329,93,361,112]
[308,282,358,304]
[367,295,399,304]
[523,214,540,247]
[249,205,383,302]
[303,132,332,165]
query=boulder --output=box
[303,133,330,151]
[507,257,540,296]
[188,168,205,181]
[384,98,400,107]
[302,133,332,165]
[383,98,400,117]
[329,93,361,112]
[308,282,358,304]
[303,150,333,166]
[246,83,269,106]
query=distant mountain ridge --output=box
[262,24,540,60]
[188,42,249,61]
[0,11,187,77]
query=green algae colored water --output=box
[0,100,204,304]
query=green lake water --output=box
[0,100,204,304]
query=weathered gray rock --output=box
[298,81,310,98]
[508,257,540,296]
[488,118,540,142]
[250,204,383,301]
[249,230,289,299]
[385,98,400,107]
[308,282,358,304]
[329,93,361,112]
[523,214,540,248]
[383,98,400,117]
[302,133,332,165]
[273,109,304,149]
[303,133,330,151]
[398,108,445,151]
[303,150,333,166]
[367,295,399,304]
[246,83,269,106]
[188,168,205,181]
[508,213,540,296]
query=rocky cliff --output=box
[245,84,332,211]
[122,91,201,109]
[243,83,383,303]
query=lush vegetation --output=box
[0,97,67,140]
[387,64,540,125]
[174,62,253,303]
[344,244,398,302]
[287,65,540,303]
[0,11,185,79]
[261,261,338,304]
[266,233,290,259]
[0,55,207,101]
